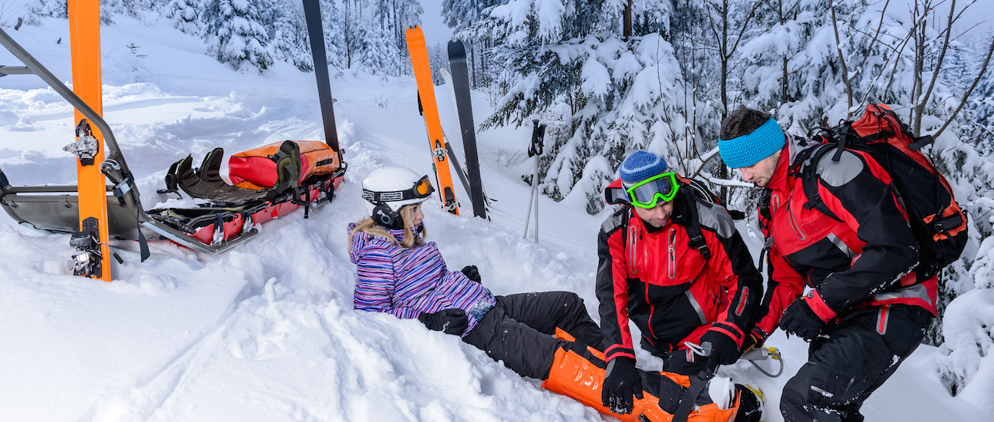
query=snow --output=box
[0,11,990,422]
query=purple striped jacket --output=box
[348,223,496,336]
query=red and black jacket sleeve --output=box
[695,204,764,348]
[595,210,636,362]
[803,149,919,321]
[754,245,805,337]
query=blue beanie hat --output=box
[718,118,786,168]
[619,151,669,185]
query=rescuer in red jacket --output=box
[596,150,764,416]
[718,107,936,422]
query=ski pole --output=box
[522,120,545,241]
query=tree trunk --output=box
[623,0,632,40]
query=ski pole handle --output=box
[528,119,546,157]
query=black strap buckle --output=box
[689,235,711,260]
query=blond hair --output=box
[349,204,425,249]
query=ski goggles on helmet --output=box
[626,172,680,208]
[362,175,435,204]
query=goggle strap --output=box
[362,176,434,204]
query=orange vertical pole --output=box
[67,0,112,281]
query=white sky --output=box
[420,0,455,46]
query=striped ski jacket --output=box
[348,223,496,337]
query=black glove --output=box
[779,298,826,341]
[601,356,643,415]
[700,330,740,371]
[417,309,469,335]
[460,265,481,283]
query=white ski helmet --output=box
[361,167,434,228]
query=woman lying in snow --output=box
[347,167,760,422]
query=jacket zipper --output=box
[786,197,806,240]
[668,228,676,279]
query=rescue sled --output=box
[0,0,346,262]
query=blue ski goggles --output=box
[626,172,680,209]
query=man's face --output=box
[738,151,781,187]
[633,200,675,228]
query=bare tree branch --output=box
[830,1,854,115]
[915,0,955,136]
[847,0,890,85]
[934,35,994,138]
[728,0,765,58]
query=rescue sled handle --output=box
[0,27,133,177]
[0,26,146,223]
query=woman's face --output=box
[403,203,425,228]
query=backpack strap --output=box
[678,188,713,260]
[266,141,303,203]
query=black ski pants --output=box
[462,291,603,379]
[780,304,933,422]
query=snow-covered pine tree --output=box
[165,0,204,34]
[371,0,421,76]
[29,0,70,19]
[473,0,694,214]
[269,0,316,72]
[202,0,276,72]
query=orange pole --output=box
[68,0,112,281]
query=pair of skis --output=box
[405,26,487,219]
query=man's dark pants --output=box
[780,304,933,422]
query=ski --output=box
[406,26,459,215]
[446,40,487,219]
[440,68,494,211]
[66,0,112,281]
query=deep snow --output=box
[0,13,988,422]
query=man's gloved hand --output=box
[601,356,643,415]
[417,309,469,335]
[779,299,826,341]
[700,330,740,371]
[460,265,481,283]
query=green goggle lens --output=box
[626,172,679,208]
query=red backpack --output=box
[798,104,968,279]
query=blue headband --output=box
[718,118,785,168]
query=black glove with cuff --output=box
[601,356,643,415]
[417,309,469,335]
[700,330,741,371]
[779,299,826,341]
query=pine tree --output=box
[165,0,204,34]
[202,0,276,72]
[477,0,690,214]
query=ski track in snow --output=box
[0,13,988,422]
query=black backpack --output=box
[796,104,968,279]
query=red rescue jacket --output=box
[596,187,762,362]
[753,141,938,340]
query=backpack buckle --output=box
[689,234,711,259]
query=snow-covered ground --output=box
[0,14,988,422]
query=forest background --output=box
[3,0,993,402]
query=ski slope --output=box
[0,15,987,422]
